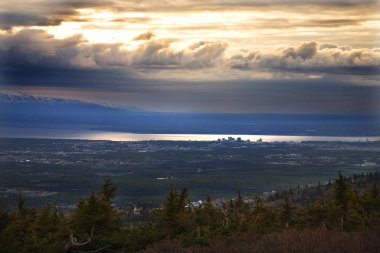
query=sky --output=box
[0,0,379,114]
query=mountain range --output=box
[1,93,379,136]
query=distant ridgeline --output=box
[1,93,380,136]
[0,172,379,253]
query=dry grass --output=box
[139,229,380,253]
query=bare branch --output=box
[64,233,92,253]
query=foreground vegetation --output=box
[0,173,379,253]
[139,229,380,253]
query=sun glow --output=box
[25,4,374,53]
[88,11,118,20]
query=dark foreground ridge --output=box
[0,173,379,253]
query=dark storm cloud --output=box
[0,0,113,30]
[128,40,227,68]
[0,1,378,115]
[161,78,379,114]
[0,67,137,90]
[1,29,379,78]
[1,64,378,114]
[0,29,228,70]
[0,32,378,114]
[0,29,85,68]
[0,29,379,81]
[0,12,62,30]
[0,29,380,88]
[0,26,377,115]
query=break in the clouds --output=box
[0,0,379,114]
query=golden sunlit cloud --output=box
[20,0,375,53]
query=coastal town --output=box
[0,138,379,210]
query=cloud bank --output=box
[230,42,380,75]
[0,0,378,114]
[1,29,378,77]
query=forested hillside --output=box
[1,173,379,253]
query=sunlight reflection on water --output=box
[2,126,379,142]
[84,132,380,142]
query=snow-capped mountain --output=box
[0,93,113,108]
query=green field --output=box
[1,138,379,209]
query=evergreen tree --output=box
[362,184,380,215]
[101,178,116,202]
[280,197,294,229]
[155,188,191,239]
[307,198,327,229]
[333,172,349,230]
[69,179,122,252]
[17,193,26,213]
